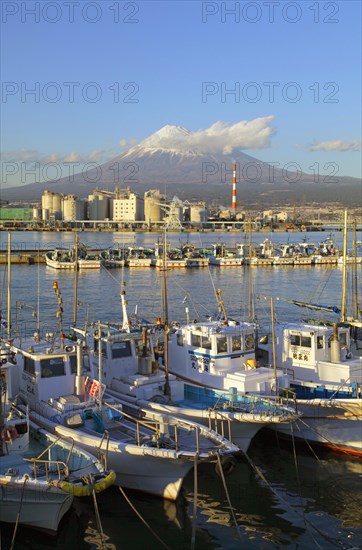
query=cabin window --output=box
[232,336,241,351]
[216,336,227,353]
[15,422,28,435]
[40,357,65,378]
[290,334,301,346]
[177,333,183,346]
[317,336,324,349]
[111,340,132,359]
[191,333,201,347]
[201,336,212,350]
[244,334,255,351]
[300,336,311,348]
[339,332,347,346]
[24,356,35,375]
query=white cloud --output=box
[119,138,138,148]
[310,140,361,152]
[136,117,275,154]
[1,147,118,165]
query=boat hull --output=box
[271,399,362,456]
[0,480,73,532]
[27,411,193,501]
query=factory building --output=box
[111,188,143,222]
[41,190,63,220]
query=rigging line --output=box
[296,416,358,458]
[216,452,243,543]
[10,474,29,550]
[312,267,335,302]
[190,454,198,550]
[0,263,7,312]
[169,278,206,321]
[240,450,345,549]
[119,485,171,550]
[197,233,219,312]
[88,475,106,550]
[37,244,40,332]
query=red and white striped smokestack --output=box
[231,162,237,213]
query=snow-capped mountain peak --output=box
[124,125,198,157]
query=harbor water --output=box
[0,231,361,550]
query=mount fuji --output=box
[2,125,360,205]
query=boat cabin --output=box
[13,338,91,405]
[257,323,362,385]
[169,320,256,374]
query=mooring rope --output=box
[10,474,29,550]
[216,453,243,543]
[88,475,106,550]
[241,446,350,548]
[190,454,198,550]
[119,485,170,550]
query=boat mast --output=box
[162,229,171,397]
[270,297,277,392]
[248,218,253,323]
[341,210,348,322]
[98,320,103,408]
[7,232,11,340]
[352,218,359,321]
[73,232,79,326]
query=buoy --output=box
[1,425,18,444]
[56,470,116,497]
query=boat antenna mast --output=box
[162,229,171,397]
[215,288,228,323]
[341,210,348,322]
[121,282,131,333]
[53,281,65,350]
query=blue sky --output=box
[1,0,361,187]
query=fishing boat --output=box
[101,247,126,268]
[44,249,75,269]
[45,247,102,269]
[0,354,115,533]
[257,321,362,456]
[249,239,275,266]
[13,334,238,500]
[151,243,187,268]
[9,274,238,503]
[257,212,362,455]
[126,246,153,267]
[70,288,299,453]
[208,244,243,266]
[180,245,209,268]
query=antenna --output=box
[231,162,237,214]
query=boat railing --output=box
[25,435,74,480]
[206,410,232,441]
[104,400,203,453]
[210,390,297,418]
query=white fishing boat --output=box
[101,247,126,268]
[126,246,153,267]
[10,321,238,501]
[70,286,299,453]
[151,243,187,268]
[208,243,243,266]
[45,248,102,269]
[0,355,115,533]
[44,249,75,269]
[181,245,209,268]
[257,321,362,456]
[249,239,275,266]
